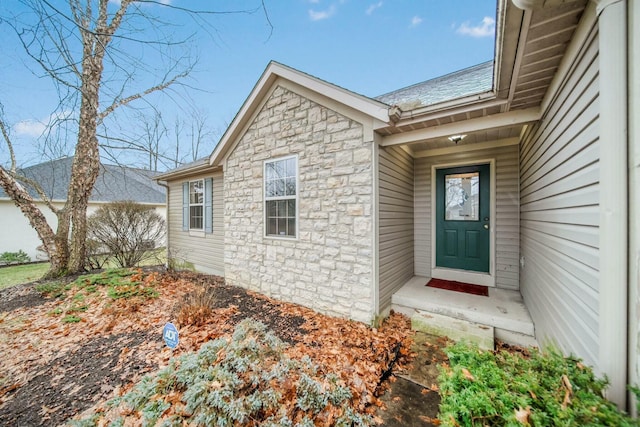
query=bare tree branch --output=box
[98,69,191,121]
[0,111,17,173]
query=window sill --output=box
[188,230,206,238]
[264,235,298,241]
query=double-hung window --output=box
[189,180,204,230]
[264,156,297,237]
[182,178,213,233]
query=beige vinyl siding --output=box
[414,143,520,289]
[378,146,414,312]
[519,24,599,366]
[167,170,225,275]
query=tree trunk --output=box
[51,208,71,277]
[65,15,105,274]
[0,167,68,277]
[66,67,102,273]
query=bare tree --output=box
[0,0,271,277]
[172,116,185,168]
[187,108,214,162]
[138,109,168,172]
[115,107,217,170]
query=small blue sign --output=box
[163,322,179,349]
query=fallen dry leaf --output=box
[461,367,475,381]
[419,414,441,424]
[561,374,573,409]
[515,406,531,425]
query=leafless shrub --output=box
[176,286,217,327]
[87,201,165,268]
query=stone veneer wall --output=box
[223,85,374,323]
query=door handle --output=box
[483,224,489,230]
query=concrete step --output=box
[391,276,538,348]
[411,310,495,350]
[396,302,538,348]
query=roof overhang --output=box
[381,107,540,147]
[209,61,391,167]
[154,160,220,181]
[377,0,587,155]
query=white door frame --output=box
[430,158,496,287]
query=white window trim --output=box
[263,154,299,240]
[189,179,204,231]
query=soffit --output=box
[509,0,588,111]
[408,126,523,155]
[378,0,587,152]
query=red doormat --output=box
[426,278,489,296]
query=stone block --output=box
[353,147,372,163]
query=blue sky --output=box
[0,0,496,169]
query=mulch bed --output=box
[0,269,414,426]
[0,282,48,313]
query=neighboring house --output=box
[0,156,166,260]
[155,0,640,408]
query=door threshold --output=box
[431,267,495,287]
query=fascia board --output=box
[154,164,219,182]
[381,107,540,147]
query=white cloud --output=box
[13,111,73,138]
[457,16,495,37]
[13,119,46,138]
[410,15,423,28]
[309,5,336,21]
[366,1,383,15]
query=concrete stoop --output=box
[392,277,538,349]
[411,311,495,350]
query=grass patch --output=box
[0,262,49,290]
[36,268,159,324]
[62,314,82,323]
[75,269,159,300]
[36,281,68,298]
[0,248,165,291]
[438,341,637,426]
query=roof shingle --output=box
[0,157,166,204]
[375,61,494,110]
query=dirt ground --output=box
[0,269,439,426]
[376,332,448,427]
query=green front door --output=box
[435,164,490,272]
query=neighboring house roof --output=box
[375,61,494,110]
[0,156,166,204]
